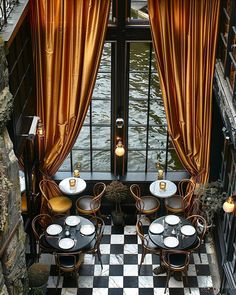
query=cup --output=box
[159,181,166,190]
[69,178,76,190]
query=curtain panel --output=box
[148,0,220,183]
[29,0,110,176]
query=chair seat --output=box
[165,195,182,209]
[141,196,160,212]
[58,255,77,268]
[167,253,186,268]
[77,195,100,212]
[48,196,72,213]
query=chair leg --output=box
[139,249,146,274]
[97,249,103,269]
[56,269,61,289]
[183,270,191,293]
[164,270,171,294]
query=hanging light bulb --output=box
[115,140,125,157]
[223,196,235,213]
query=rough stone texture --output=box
[0,37,28,295]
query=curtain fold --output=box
[29,0,110,176]
[148,0,220,183]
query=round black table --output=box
[149,215,197,250]
[45,216,95,252]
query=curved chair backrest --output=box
[32,214,53,241]
[162,249,191,271]
[39,179,62,202]
[187,214,207,244]
[178,179,195,209]
[92,216,105,250]
[93,182,106,203]
[136,219,149,248]
[130,184,144,211]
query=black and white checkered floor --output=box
[39,217,218,295]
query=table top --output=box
[149,215,197,250]
[45,216,95,252]
[149,180,177,198]
[59,177,86,195]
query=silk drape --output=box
[148,0,220,183]
[30,0,110,176]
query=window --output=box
[58,0,184,177]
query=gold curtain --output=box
[148,0,220,183]
[29,0,110,176]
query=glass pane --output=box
[74,126,90,149]
[129,73,149,99]
[92,73,111,99]
[72,150,91,171]
[130,42,150,72]
[92,151,111,171]
[84,106,90,125]
[130,1,148,20]
[92,126,111,149]
[150,74,162,99]
[149,100,167,125]
[129,100,148,125]
[92,100,111,124]
[127,150,146,171]
[147,150,166,172]
[58,154,71,171]
[99,43,111,72]
[148,126,167,149]
[128,126,147,149]
[167,149,184,171]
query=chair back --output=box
[187,214,207,244]
[178,179,195,210]
[32,214,53,241]
[92,182,106,209]
[92,216,105,250]
[162,249,190,271]
[130,184,144,211]
[39,179,62,202]
[136,219,148,248]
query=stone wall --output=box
[0,38,28,294]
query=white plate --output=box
[163,236,179,248]
[165,215,180,225]
[80,224,95,236]
[65,216,81,226]
[149,223,164,234]
[46,224,63,236]
[181,225,196,236]
[58,238,75,249]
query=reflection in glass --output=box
[72,150,90,171]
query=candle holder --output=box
[69,178,76,190]
[73,162,81,177]
[159,181,166,190]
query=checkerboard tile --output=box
[42,219,217,295]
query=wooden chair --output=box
[136,218,160,273]
[164,179,195,215]
[31,214,54,259]
[55,251,83,288]
[39,179,72,215]
[186,214,207,263]
[161,249,191,293]
[76,182,106,216]
[130,184,160,218]
[81,215,105,268]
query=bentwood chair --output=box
[31,214,54,259]
[187,214,207,263]
[136,218,160,273]
[161,249,191,294]
[164,179,195,216]
[81,215,105,268]
[130,184,160,219]
[39,179,72,215]
[55,251,83,288]
[76,182,106,216]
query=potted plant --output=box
[192,180,226,231]
[105,180,128,225]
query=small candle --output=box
[158,169,164,180]
[69,178,76,189]
[159,181,166,190]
